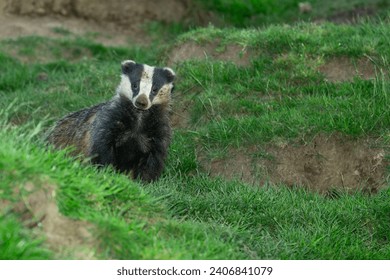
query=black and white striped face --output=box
[117,60,175,110]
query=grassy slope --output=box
[0,19,389,259]
[0,116,243,259]
[195,0,390,26]
[172,22,390,153]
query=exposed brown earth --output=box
[319,56,378,82]
[327,6,378,24]
[169,41,253,66]
[0,0,192,46]
[170,99,193,128]
[199,134,388,193]
[3,0,189,25]
[0,14,146,46]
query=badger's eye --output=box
[132,83,138,90]
[152,86,158,93]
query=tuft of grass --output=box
[51,27,72,36]
[0,215,52,260]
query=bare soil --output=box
[170,99,193,128]
[4,0,189,24]
[169,41,253,66]
[200,134,388,193]
[327,6,378,24]
[0,0,191,46]
[1,182,97,259]
[319,56,378,82]
[0,14,145,46]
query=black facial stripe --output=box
[127,63,143,97]
[151,68,171,100]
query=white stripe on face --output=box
[133,64,154,109]
[139,65,154,97]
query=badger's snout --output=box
[134,94,150,110]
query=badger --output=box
[46,60,175,182]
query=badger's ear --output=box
[121,60,136,74]
[163,67,176,83]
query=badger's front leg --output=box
[134,153,164,182]
[133,136,170,183]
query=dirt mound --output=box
[268,134,386,192]
[201,134,388,193]
[319,57,378,82]
[0,0,191,46]
[0,182,96,259]
[3,0,189,26]
[327,7,377,24]
[0,14,147,46]
[169,41,253,66]
[170,99,192,128]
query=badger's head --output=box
[116,60,175,110]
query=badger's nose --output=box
[135,95,149,109]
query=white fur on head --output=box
[116,74,132,100]
[116,60,136,100]
[115,61,175,110]
[121,60,136,67]
[163,67,175,77]
[151,83,174,106]
[134,64,154,109]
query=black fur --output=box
[47,61,174,183]
[90,95,171,182]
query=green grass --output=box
[173,22,390,153]
[0,214,52,260]
[149,176,390,259]
[0,37,166,124]
[1,117,388,259]
[176,21,390,57]
[0,113,243,259]
[195,0,390,27]
[0,13,389,259]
